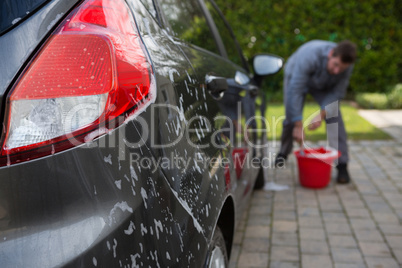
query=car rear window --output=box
[0,0,49,35]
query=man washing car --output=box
[275,40,357,184]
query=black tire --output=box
[207,226,228,268]
[254,164,265,190]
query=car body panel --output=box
[0,0,262,266]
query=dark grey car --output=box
[0,0,282,266]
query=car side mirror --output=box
[253,54,284,76]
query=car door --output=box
[156,0,259,221]
[128,0,238,247]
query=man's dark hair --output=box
[333,40,357,64]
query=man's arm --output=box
[292,120,304,144]
[285,54,317,123]
[285,52,318,143]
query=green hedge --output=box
[356,84,402,109]
[388,84,402,109]
[214,0,402,96]
[356,93,389,109]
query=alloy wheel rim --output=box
[208,247,225,268]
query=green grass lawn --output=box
[253,102,391,141]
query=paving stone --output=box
[241,237,270,253]
[389,174,402,184]
[320,202,344,212]
[317,195,338,202]
[385,235,402,249]
[237,218,247,231]
[296,197,318,205]
[325,222,353,235]
[356,184,379,195]
[387,199,402,210]
[336,186,360,196]
[340,198,366,209]
[353,228,384,242]
[328,235,358,248]
[229,245,240,267]
[273,210,297,221]
[296,194,318,201]
[331,248,364,263]
[333,264,366,268]
[298,217,323,228]
[391,205,402,214]
[253,192,272,202]
[384,191,402,200]
[229,261,237,268]
[378,223,402,235]
[300,239,330,254]
[297,207,320,217]
[244,226,270,239]
[301,255,332,268]
[241,208,249,219]
[271,232,298,247]
[376,183,398,193]
[249,205,272,216]
[299,228,326,241]
[237,252,269,267]
[246,214,271,226]
[372,212,400,224]
[233,230,244,245]
[270,246,299,262]
[274,202,296,211]
[322,212,348,221]
[350,218,377,230]
[396,182,402,191]
[394,249,402,265]
[364,257,400,268]
[317,187,338,195]
[269,261,299,268]
[253,189,268,201]
[273,221,298,233]
[344,208,371,218]
[359,241,392,257]
[274,193,295,203]
[366,202,394,213]
[251,192,273,205]
[323,217,349,226]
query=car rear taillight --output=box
[0,0,155,166]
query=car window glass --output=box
[158,0,219,54]
[0,0,49,35]
[205,0,242,65]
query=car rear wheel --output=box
[207,226,228,268]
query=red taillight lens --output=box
[0,0,154,166]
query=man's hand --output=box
[308,110,326,131]
[308,114,322,130]
[292,121,304,144]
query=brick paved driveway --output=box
[230,140,402,268]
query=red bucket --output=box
[294,147,340,188]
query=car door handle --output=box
[205,74,228,95]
